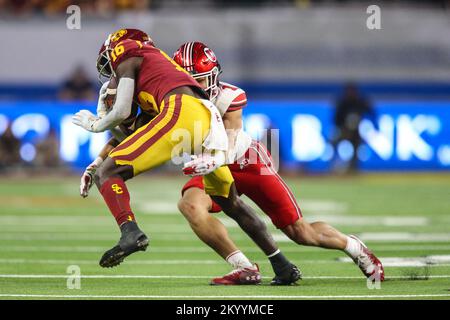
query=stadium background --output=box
[0,0,450,300]
[1,0,450,173]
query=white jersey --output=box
[211,81,252,163]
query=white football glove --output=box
[96,81,110,118]
[72,110,99,132]
[182,152,226,176]
[80,157,103,198]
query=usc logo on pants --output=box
[111,184,123,194]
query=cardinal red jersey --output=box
[110,39,206,113]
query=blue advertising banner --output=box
[0,100,449,171]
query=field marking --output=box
[0,293,449,299]
[274,233,450,243]
[357,233,450,242]
[0,258,331,265]
[0,234,211,241]
[4,232,450,242]
[1,274,450,280]
[339,255,450,267]
[0,215,428,227]
[0,259,234,265]
[132,199,349,215]
[2,244,450,253]
[1,257,450,267]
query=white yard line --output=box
[0,259,332,265]
[0,259,230,265]
[357,233,450,242]
[339,255,450,267]
[0,215,428,227]
[274,233,450,243]
[1,274,449,280]
[0,234,208,241]
[0,293,449,299]
[1,244,450,253]
[1,257,450,267]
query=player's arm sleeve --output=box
[226,92,247,112]
[91,77,135,132]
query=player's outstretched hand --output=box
[182,152,225,176]
[80,157,103,198]
[72,110,99,132]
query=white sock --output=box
[344,236,363,258]
[226,250,253,269]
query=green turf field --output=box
[0,173,449,300]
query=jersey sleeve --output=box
[110,39,144,72]
[227,91,247,112]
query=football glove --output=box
[72,110,99,132]
[80,157,103,198]
[182,152,226,176]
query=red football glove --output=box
[182,152,226,177]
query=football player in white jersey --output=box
[174,42,384,285]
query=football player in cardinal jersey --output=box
[174,42,384,285]
[74,29,300,284]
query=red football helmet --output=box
[96,28,153,82]
[173,42,222,99]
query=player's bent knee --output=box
[177,198,193,216]
[177,198,207,223]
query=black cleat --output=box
[271,263,302,285]
[99,221,149,268]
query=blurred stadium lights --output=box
[1,100,449,171]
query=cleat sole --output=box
[99,236,149,268]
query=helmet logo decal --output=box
[111,29,128,42]
[204,47,217,63]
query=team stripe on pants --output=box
[111,94,182,162]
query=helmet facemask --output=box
[192,66,221,100]
[96,35,116,84]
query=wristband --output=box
[92,156,104,167]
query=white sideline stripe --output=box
[339,255,450,267]
[0,259,330,265]
[1,258,450,268]
[1,274,450,280]
[0,259,232,265]
[2,244,450,253]
[274,233,450,243]
[0,294,449,299]
[136,202,178,214]
[3,198,348,215]
[0,234,214,241]
[0,216,428,227]
[358,233,450,242]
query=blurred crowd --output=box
[0,0,151,17]
[1,0,449,17]
[58,66,97,101]
[0,124,62,174]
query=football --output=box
[104,76,118,110]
